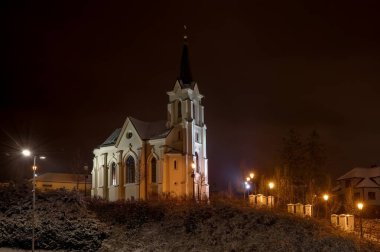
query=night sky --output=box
[1,1,380,189]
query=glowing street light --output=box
[357,202,364,238]
[22,149,31,157]
[22,149,46,252]
[250,173,254,179]
[323,194,329,201]
[246,177,251,182]
[268,182,274,190]
[323,193,329,218]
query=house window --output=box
[196,133,199,143]
[174,160,177,170]
[111,162,117,186]
[178,100,182,119]
[368,192,376,200]
[126,156,135,183]
[151,158,157,183]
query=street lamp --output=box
[191,162,196,201]
[84,164,89,197]
[268,182,274,190]
[323,194,329,219]
[250,172,254,179]
[245,182,250,200]
[22,149,45,252]
[357,202,364,238]
[268,182,275,208]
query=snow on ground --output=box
[1,184,379,252]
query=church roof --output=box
[100,128,121,147]
[129,117,171,140]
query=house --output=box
[335,166,380,206]
[34,172,91,193]
[91,34,209,201]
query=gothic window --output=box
[196,133,199,143]
[126,156,135,183]
[195,152,199,173]
[151,158,157,183]
[111,162,117,186]
[174,160,177,170]
[178,100,182,119]
[193,103,196,118]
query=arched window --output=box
[126,156,135,183]
[177,100,182,119]
[111,162,117,186]
[193,103,196,119]
[195,152,199,173]
[151,158,157,183]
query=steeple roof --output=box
[178,27,195,89]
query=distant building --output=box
[35,172,91,192]
[335,167,380,206]
[91,35,209,201]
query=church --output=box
[91,35,209,201]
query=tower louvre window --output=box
[178,101,182,119]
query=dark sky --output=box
[1,0,380,189]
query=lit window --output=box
[126,156,135,183]
[151,158,157,183]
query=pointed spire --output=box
[179,25,193,86]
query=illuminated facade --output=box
[91,37,209,201]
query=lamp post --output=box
[244,182,250,201]
[22,149,45,252]
[246,177,251,195]
[323,194,329,219]
[357,202,364,239]
[268,182,274,208]
[191,162,196,201]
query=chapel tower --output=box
[166,31,209,200]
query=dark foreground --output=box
[0,184,378,252]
